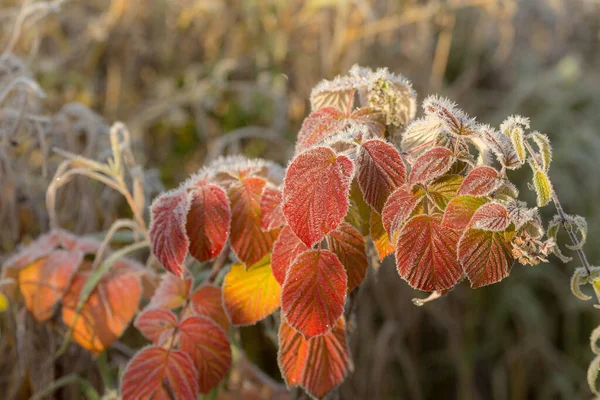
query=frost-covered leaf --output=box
[547,215,573,263]
[278,317,349,400]
[423,95,476,136]
[149,189,190,276]
[401,117,442,154]
[570,267,591,301]
[178,315,232,393]
[326,222,368,292]
[283,147,354,247]
[477,125,521,169]
[370,211,394,261]
[442,196,488,230]
[591,325,600,355]
[533,170,553,207]
[356,138,406,213]
[310,71,365,112]
[222,256,281,326]
[228,176,280,266]
[282,249,346,338]
[394,214,462,291]
[408,147,454,185]
[345,180,372,236]
[457,166,501,197]
[381,186,425,244]
[469,203,510,231]
[366,71,417,130]
[458,229,514,288]
[565,215,588,251]
[189,285,230,332]
[500,115,529,164]
[121,346,199,400]
[186,181,230,262]
[426,174,463,210]
[505,200,537,230]
[296,107,346,153]
[531,131,552,172]
[18,250,82,322]
[589,354,600,397]
[271,226,309,287]
[134,308,178,345]
[148,273,192,309]
[260,185,286,231]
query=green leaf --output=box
[570,267,591,301]
[590,325,600,355]
[547,215,573,263]
[533,170,553,207]
[565,214,588,251]
[531,131,552,172]
[588,354,600,396]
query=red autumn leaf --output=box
[326,222,368,292]
[186,181,230,262]
[408,147,455,185]
[442,196,488,230]
[458,229,515,288]
[283,146,354,247]
[381,186,424,245]
[148,273,192,309]
[457,166,501,196]
[395,214,462,291]
[228,176,280,266]
[469,203,510,231]
[121,346,199,400]
[370,211,394,261]
[178,315,232,393]
[222,256,281,325]
[271,225,308,286]
[188,285,230,332]
[134,308,178,345]
[281,249,347,338]
[260,185,286,231]
[149,189,190,276]
[17,250,82,322]
[278,317,349,400]
[296,107,346,153]
[426,174,463,210]
[62,267,142,354]
[356,138,407,213]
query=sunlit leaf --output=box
[178,315,232,393]
[186,181,230,262]
[533,170,553,207]
[532,131,552,172]
[278,317,349,399]
[395,214,462,291]
[18,250,82,322]
[282,249,346,338]
[188,285,230,332]
[477,125,521,169]
[588,354,600,396]
[469,203,510,231]
[121,346,199,400]
[296,107,347,153]
[500,115,529,163]
[401,117,442,154]
[426,174,463,210]
[222,256,281,326]
[149,189,190,276]
[408,147,454,185]
[442,196,488,230]
[457,166,501,197]
[345,180,372,236]
[283,146,354,247]
[229,176,281,266]
[326,222,368,292]
[381,186,424,244]
[271,226,309,286]
[458,229,515,288]
[148,273,192,309]
[134,308,178,345]
[423,95,476,136]
[370,211,394,261]
[260,185,286,231]
[570,267,592,301]
[356,138,406,213]
[367,73,416,131]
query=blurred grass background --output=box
[2,0,600,398]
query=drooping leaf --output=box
[278,317,349,400]
[370,211,394,261]
[533,170,553,207]
[283,147,354,247]
[260,185,286,231]
[148,273,192,309]
[134,308,178,345]
[326,222,368,292]
[426,174,463,210]
[423,95,476,136]
[186,181,230,262]
[458,229,515,288]
[408,147,454,185]
[457,166,501,197]
[356,138,406,213]
[222,256,282,326]
[395,214,462,291]
[477,125,522,169]
[442,196,488,230]
[500,115,529,164]
[18,250,82,322]
[228,176,280,266]
[178,315,232,393]
[188,285,230,332]
[121,346,199,400]
[149,189,190,276]
[588,354,600,397]
[62,267,142,354]
[282,249,347,338]
[469,203,511,231]
[381,186,425,244]
[271,226,309,286]
[531,131,552,172]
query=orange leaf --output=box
[326,222,368,292]
[442,196,488,230]
[179,315,232,393]
[296,107,346,153]
[271,226,308,286]
[189,284,230,332]
[469,203,510,231]
[18,250,82,322]
[121,346,199,400]
[457,166,501,196]
[260,185,286,231]
[408,147,454,185]
[134,308,178,345]
[148,273,192,309]
[278,317,349,399]
[370,211,394,261]
[281,249,347,338]
[381,186,424,244]
[222,256,281,326]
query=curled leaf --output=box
[531,131,552,172]
[591,325,600,355]
[547,215,573,263]
[569,267,591,301]
[565,215,587,251]
[588,354,600,396]
[423,95,476,136]
[532,170,553,207]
